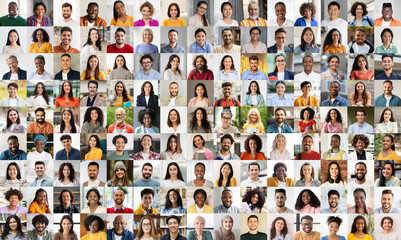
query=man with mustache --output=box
[214,28,241,53]
[240,1,267,26]
[82,162,106,187]
[80,80,106,107]
[161,216,186,240]
[57,2,79,27]
[27,214,52,240]
[347,28,374,53]
[214,189,240,213]
[0,2,27,26]
[295,135,321,160]
[187,55,214,80]
[375,189,401,213]
[349,162,371,187]
[80,2,107,26]
[0,135,27,160]
[374,3,401,26]
[107,188,133,213]
[108,108,134,133]
[241,55,267,80]
[53,27,80,53]
[321,190,345,213]
[294,215,320,240]
[107,215,134,240]
[134,163,160,187]
[215,134,240,160]
[268,188,294,213]
[267,108,294,133]
[27,108,53,134]
[160,82,186,106]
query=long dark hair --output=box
[164,189,183,209]
[6,162,21,180]
[189,107,211,131]
[58,215,75,234]
[86,135,100,156]
[241,188,265,210]
[194,83,208,98]
[246,81,261,95]
[294,189,320,210]
[139,134,154,152]
[165,135,183,153]
[58,162,76,182]
[83,28,102,51]
[6,108,20,129]
[31,188,48,206]
[379,161,395,186]
[33,82,50,105]
[323,28,342,52]
[164,162,184,181]
[113,0,124,21]
[353,188,369,213]
[351,215,368,234]
[1,215,24,240]
[58,81,75,102]
[83,107,104,125]
[270,217,288,240]
[60,108,77,133]
[351,54,369,72]
[115,81,130,102]
[327,161,343,182]
[164,54,182,76]
[300,27,316,51]
[353,81,367,106]
[32,28,50,42]
[325,109,343,123]
[383,134,396,151]
[84,55,101,80]
[273,54,286,74]
[6,29,21,46]
[196,1,209,26]
[379,108,395,123]
[217,162,233,187]
[219,55,236,70]
[113,55,129,70]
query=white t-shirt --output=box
[386,95,391,106]
[352,42,370,53]
[88,21,95,27]
[62,73,68,80]
[382,20,391,27]
[10,74,18,80]
[168,97,176,107]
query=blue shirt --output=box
[266,122,294,133]
[349,16,374,26]
[348,122,374,134]
[294,45,320,53]
[375,72,401,80]
[55,147,80,160]
[189,41,213,53]
[30,175,54,187]
[134,69,160,80]
[270,94,293,106]
[0,149,27,160]
[107,229,134,240]
[375,94,401,107]
[294,17,319,26]
[321,208,345,214]
[161,44,185,53]
[241,69,267,80]
[135,44,158,53]
[218,70,239,80]
[321,95,348,106]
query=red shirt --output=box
[214,98,241,106]
[107,207,134,213]
[187,69,214,80]
[295,151,321,160]
[107,43,134,53]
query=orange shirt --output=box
[240,151,266,160]
[28,201,48,213]
[80,16,107,26]
[55,96,80,107]
[374,17,401,26]
[27,121,53,134]
[53,43,80,53]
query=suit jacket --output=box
[55,69,80,80]
[80,95,106,107]
[136,94,159,107]
[268,69,294,80]
[267,44,293,53]
[82,180,106,187]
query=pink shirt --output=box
[297,204,320,214]
[134,19,159,26]
[323,121,343,133]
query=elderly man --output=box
[107,215,134,240]
[108,108,134,133]
[2,55,27,80]
[240,2,267,26]
[214,28,241,53]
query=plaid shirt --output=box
[27,15,51,26]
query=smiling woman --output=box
[81,215,107,240]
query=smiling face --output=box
[301,219,313,233]
[382,163,393,180]
[222,4,232,18]
[197,3,208,16]
[355,111,366,123]
[168,164,178,178]
[168,31,178,43]
[222,218,233,231]
[354,191,366,208]
[63,82,71,94]
[87,191,99,206]
[249,139,257,152]
[88,165,99,180]
[383,136,393,151]
[250,59,258,71]
[169,110,178,123]
[60,30,72,46]
[169,5,178,18]
[113,190,125,205]
[382,219,392,231]
[221,164,231,178]
[89,56,98,69]
[194,164,205,180]
[62,191,71,205]
[141,6,151,19]
[222,30,233,45]
[8,194,19,207]
[115,168,125,179]
[89,137,97,148]
[8,3,17,17]
[275,220,285,232]
[36,191,47,205]
[169,190,178,204]
[303,30,314,45]
[383,82,393,96]
[168,218,179,233]
[169,83,179,97]
[330,110,337,121]
[9,217,18,231]
[8,110,18,124]
[89,220,99,234]
[115,2,126,16]
[302,165,312,178]
[194,136,204,149]
[6,58,18,72]
[330,137,340,150]
[62,6,72,19]
[195,192,205,207]
[8,31,18,44]
[141,136,152,150]
[87,4,99,21]
[8,165,17,180]
[251,193,259,205]
[250,29,260,42]
[142,30,153,44]
[328,222,339,235]
[62,165,71,178]
[302,57,313,72]
[248,165,260,180]
[248,4,259,18]
[382,57,394,70]
[381,193,393,210]
[355,5,364,17]
[142,193,153,209]
[196,109,204,122]
[221,191,232,208]
[382,7,393,21]
[329,163,339,178]
[302,137,313,152]
[61,56,71,71]
[115,137,126,152]
[36,5,45,18]
[355,31,366,45]
[115,31,125,45]
[34,221,46,233]
[143,113,152,127]
[356,219,364,232]
[170,57,180,69]
[328,194,339,208]
[195,31,206,46]
[275,3,286,20]
[35,139,45,153]
[113,216,126,234]
[383,110,392,122]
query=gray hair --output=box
[272,134,287,150]
[116,108,125,115]
[221,109,233,118]
[248,1,259,10]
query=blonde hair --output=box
[142,28,154,43]
[246,108,263,125]
[194,215,206,225]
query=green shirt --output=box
[27,229,53,240]
[241,232,267,240]
[0,15,27,26]
[375,44,399,54]
[107,152,129,160]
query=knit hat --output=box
[114,161,126,171]
[34,135,47,145]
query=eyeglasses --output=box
[199,6,208,11]
[301,223,313,226]
[329,197,339,201]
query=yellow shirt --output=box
[85,148,103,160]
[80,232,107,240]
[80,70,106,80]
[215,177,237,187]
[242,122,265,133]
[324,44,347,53]
[187,204,213,213]
[378,151,400,160]
[28,42,53,53]
[112,95,133,107]
[240,17,267,26]
[110,15,134,26]
[163,18,186,26]
[347,233,372,240]
[294,95,319,107]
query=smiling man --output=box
[268,28,293,53]
[187,55,214,80]
[134,163,160,187]
[349,162,370,187]
[240,2,267,26]
[80,80,106,107]
[27,214,52,240]
[295,135,321,160]
[30,161,53,187]
[107,215,134,240]
[241,55,267,80]
[375,189,401,213]
[108,108,134,133]
[267,108,294,133]
[54,27,80,53]
[57,2,79,27]
[321,1,348,45]
[107,188,133,213]
[0,135,27,160]
[375,55,401,80]
[323,134,347,160]
[27,108,53,134]
[215,134,240,160]
[321,81,347,106]
[348,108,374,134]
[108,134,129,160]
[214,189,240,213]
[107,28,134,53]
[55,134,80,160]
[0,2,27,26]
[160,82,186,107]
[161,29,185,53]
[55,54,80,80]
[268,188,294,213]
[134,54,160,80]
[348,28,374,53]
[241,215,267,240]
[294,215,320,240]
[82,162,106,187]
[134,188,158,214]
[214,82,241,106]
[241,162,264,187]
[0,82,24,107]
[161,216,186,240]
[80,2,106,26]
[214,28,241,53]
[295,55,320,81]
[321,190,344,213]
[2,55,26,80]
[54,189,80,214]
[374,3,401,26]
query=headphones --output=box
[328,178,340,184]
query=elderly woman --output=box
[267,162,294,187]
[27,135,52,160]
[295,162,321,187]
[0,189,27,214]
[270,134,291,160]
[213,109,240,133]
[187,189,213,213]
[188,216,213,240]
[135,28,158,53]
[214,215,235,240]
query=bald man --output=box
[107,215,134,240]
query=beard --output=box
[36,119,45,124]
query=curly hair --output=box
[5,189,23,201]
[164,189,183,209]
[241,188,266,210]
[351,134,370,148]
[327,216,343,227]
[350,2,368,17]
[83,107,104,126]
[350,215,368,234]
[58,162,76,182]
[58,215,75,234]
[140,1,155,16]
[58,189,75,204]
[164,162,184,181]
[190,107,211,131]
[112,134,127,145]
[244,134,262,153]
[193,55,208,69]
[32,214,49,227]
[1,215,24,240]
[381,217,393,229]
[323,28,342,52]
[299,2,316,17]
[83,215,105,232]
[217,162,234,187]
[86,188,102,206]
[137,108,156,125]
[300,107,315,120]
[32,28,50,42]
[295,189,320,210]
[270,217,288,240]
[379,108,395,123]
[325,109,343,123]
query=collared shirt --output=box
[27,15,51,26]
[375,94,401,106]
[321,207,345,214]
[348,122,374,134]
[266,123,294,133]
[241,177,265,187]
[270,94,293,106]
[375,44,399,54]
[161,44,185,53]
[294,71,321,81]
[241,69,267,80]
[321,94,348,106]
[30,175,54,187]
[375,72,401,80]
[53,43,80,53]
[350,15,374,26]
[27,121,53,134]
[0,149,27,160]
[134,69,160,80]
[218,70,239,80]
[187,69,214,80]
[80,15,107,26]
[294,44,320,53]
[240,17,267,26]
[27,229,53,240]
[189,41,213,53]
[374,206,401,213]
[55,147,80,160]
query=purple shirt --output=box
[0,205,28,214]
[134,19,159,26]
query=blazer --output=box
[2,68,27,80]
[267,44,293,53]
[2,124,24,133]
[268,69,294,80]
[80,95,106,107]
[136,94,159,107]
[55,69,80,80]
